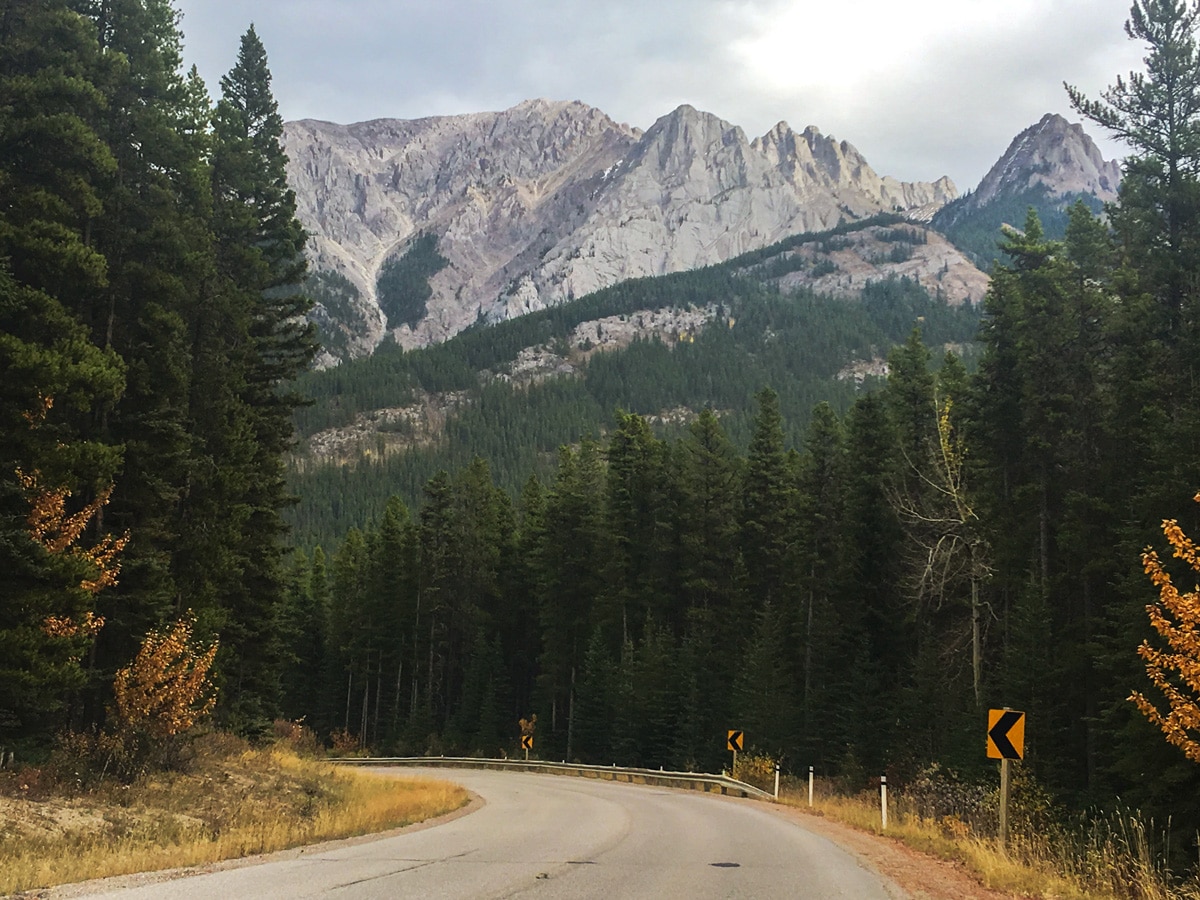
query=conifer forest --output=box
[9,0,1200,868]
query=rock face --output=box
[930,113,1122,269]
[284,99,957,357]
[970,113,1121,208]
[755,223,989,307]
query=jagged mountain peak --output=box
[973,112,1122,207]
[929,114,1121,268]
[285,99,959,360]
[644,104,748,143]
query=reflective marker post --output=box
[808,765,814,807]
[774,763,780,800]
[880,775,888,830]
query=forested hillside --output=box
[932,184,1105,268]
[287,218,982,547]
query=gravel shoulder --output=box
[766,803,1021,900]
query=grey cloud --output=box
[178,0,1144,190]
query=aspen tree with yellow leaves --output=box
[112,614,219,741]
[1132,494,1200,762]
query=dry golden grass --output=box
[779,785,1200,900]
[0,733,468,896]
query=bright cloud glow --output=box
[176,0,1148,190]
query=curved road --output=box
[73,767,905,899]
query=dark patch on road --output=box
[710,861,741,868]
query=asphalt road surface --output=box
[70,767,906,899]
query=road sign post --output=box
[986,708,1025,850]
[999,757,1010,846]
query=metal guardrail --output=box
[330,756,775,801]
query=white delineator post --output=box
[774,763,780,800]
[880,775,888,830]
[808,765,814,807]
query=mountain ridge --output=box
[284,99,957,362]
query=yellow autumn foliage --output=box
[17,466,129,599]
[1132,493,1200,763]
[112,614,219,739]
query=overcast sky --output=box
[173,0,1145,192]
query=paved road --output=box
[71,767,905,899]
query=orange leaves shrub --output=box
[112,614,219,741]
[273,719,321,757]
[328,728,361,755]
[1132,493,1200,762]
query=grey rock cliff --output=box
[972,113,1122,207]
[283,99,957,357]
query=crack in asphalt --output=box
[323,852,601,890]
[328,850,474,889]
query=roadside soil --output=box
[768,803,1021,900]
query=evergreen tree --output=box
[0,0,113,305]
[536,441,608,756]
[677,409,744,627]
[731,602,794,755]
[204,23,317,729]
[835,394,904,771]
[366,496,418,747]
[572,628,616,763]
[741,388,797,609]
[1068,0,1200,314]
[600,411,669,646]
[792,402,844,763]
[328,528,370,740]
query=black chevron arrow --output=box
[988,711,1023,760]
[727,731,743,751]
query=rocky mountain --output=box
[932,113,1122,266]
[973,113,1121,206]
[283,99,957,362]
[294,214,983,478]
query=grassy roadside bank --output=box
[777,785,1200,900]
[0,732,468,896]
